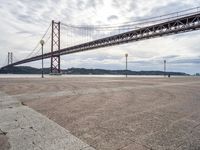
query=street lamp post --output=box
[125,53,128,78]
[40,40,45,78]
[164,60,166,77]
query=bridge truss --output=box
[2,9,200,72]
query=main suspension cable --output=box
[61,6,200,30]
[25,23,52,59]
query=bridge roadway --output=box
[3,11,200,68]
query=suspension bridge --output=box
[1,7,200,74]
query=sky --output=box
[0,0,200,74]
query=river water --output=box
[0,74,186,78]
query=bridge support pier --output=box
[50,20,61,75]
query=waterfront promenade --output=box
[0,76,200,149]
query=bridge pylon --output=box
[7,52,13,65]
[50,20,61,75]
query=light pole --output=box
[125,53,128,78]
[164,60,166,77]
[40,40,45,78]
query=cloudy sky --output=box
[0,0,200,74]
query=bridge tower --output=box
[50,20,61,74]
[7,52,13,65]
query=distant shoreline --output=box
[0,66,190,76]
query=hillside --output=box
[0,66,189,76]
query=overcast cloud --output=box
[0,0,200,74]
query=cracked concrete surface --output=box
[0,77,200,149]
[0,91,95,150]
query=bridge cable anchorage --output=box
[25,23,52,59]
[2,6,200,70]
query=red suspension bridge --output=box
[2,7,200,74]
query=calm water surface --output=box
[0,74,186,78]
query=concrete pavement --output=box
[0,91,95,150]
